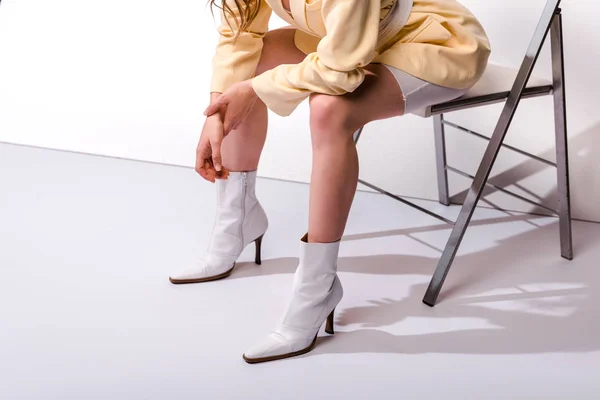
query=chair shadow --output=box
[233,216,599,357]
[307,220,600,357]
[448,121,600,220]
[229,211,594,283]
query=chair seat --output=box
[421,63,553,117]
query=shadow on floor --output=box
[231,216,600,357]
[448,121,600,221]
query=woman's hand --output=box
[204,80,259,135]
[196,114,230,183]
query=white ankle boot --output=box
[169,171,268,284]
[243,235,343,363]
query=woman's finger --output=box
[216,168,230,180]
[210,137,223,172]
[197,157,212,182]
[197,137,211,159]
[204,96,228,116]
[202,159,215,182]
[205,163,216,183]
[198,167,209,181]
[195,147,205,176]
[195,139,214,182]
[195,157,209,181]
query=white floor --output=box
[1,142,600,399]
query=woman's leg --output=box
[169,28,305,284]
[307,64,406,243]
[221,28,305,172]
[242,65,408,363]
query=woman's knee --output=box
[309,94,360,142]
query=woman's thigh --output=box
[258,30,405,126]
[311,65,468,130]
[309,64,406,133]
[346,64,407,124]
[257,33,436,129]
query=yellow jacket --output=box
[211,0,491,117]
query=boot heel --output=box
[325,308,335,335]
[254,234,264,265]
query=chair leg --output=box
[550,10,574,260]
[422,0,562,307]
[433,114,450,206]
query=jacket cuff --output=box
[252,71,305,117]
[210,70,240,94]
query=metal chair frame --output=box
[353,0,572,306]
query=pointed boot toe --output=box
[170,171,268,284]
[243,237,343,364]
[243,332,317,364]
[169,261,235,284]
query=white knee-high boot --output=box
[243,235,343,363]
[169,171,268,284]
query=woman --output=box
[170,0,491,363]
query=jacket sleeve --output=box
[251,0,382,116]
[210,0,273,93]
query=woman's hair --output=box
[209,0,261,41]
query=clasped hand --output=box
[195,80,259,182]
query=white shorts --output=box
[382,65,468,116]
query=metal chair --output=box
[354,0,572,306]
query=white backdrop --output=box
[0,0,598,221]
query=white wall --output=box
[1,0,598,221]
